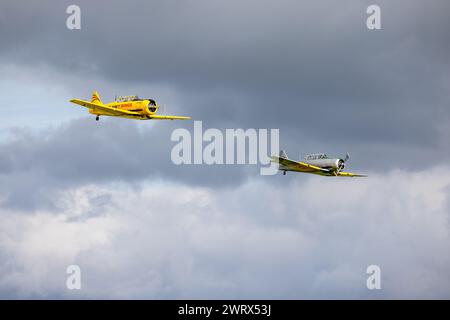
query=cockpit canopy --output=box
[115,96,157,106]
[116,95,140,102]
[304,153,329,160]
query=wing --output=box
[336,171,367,177]
[271,156,330,174]
[149,115,191,120]
[69,99,141,117]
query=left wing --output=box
[149,115,191,120]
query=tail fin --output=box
[91,91,103,105]
[279,150,288,159]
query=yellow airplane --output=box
[70,91,191,121]
[271,150,367,177]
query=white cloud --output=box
[0,195,119,298]
[0,168,449,299]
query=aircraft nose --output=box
[338,159,345,170]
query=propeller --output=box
[338,153,349,171]
[344,153,350,162]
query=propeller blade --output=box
[344,153,350,162]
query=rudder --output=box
[91,91,103,105]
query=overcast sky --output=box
[0,0,449,299]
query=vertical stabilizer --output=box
[91,91,103,105]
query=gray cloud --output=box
[1,0,449,168]
[0,117,264,210]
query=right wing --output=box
[271,156,330,174]
[336,171,367,177]
[69,99,141,117]
[149,115,191,120]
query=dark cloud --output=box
[1,0,448,169]
[0,117,264,210]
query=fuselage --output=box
[303,158,344,171]
[274,150,364,177]
[89,97,159,120]
[279,153,345,175]
[70,91,190,121]
[301,153,344,171]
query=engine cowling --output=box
[337,159,345,171]
[146,99,158,115]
